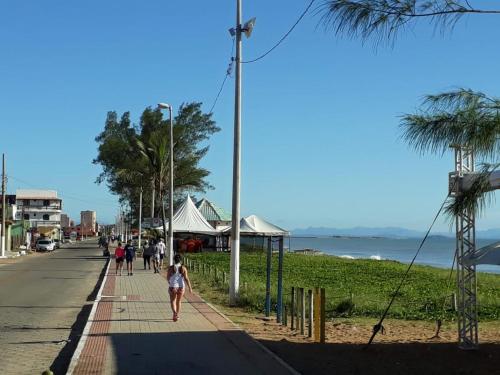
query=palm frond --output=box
[400,89,500,158]
[445,163,500,217]
[318,0,499,44]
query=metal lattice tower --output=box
[449,146,478,349]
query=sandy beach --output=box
[223,308,500,375]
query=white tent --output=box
[463,241,500,266]
[170,195,220,235]
[225,214,289,236]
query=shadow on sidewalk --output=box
[86,330,292,375]
[258,339,500,375]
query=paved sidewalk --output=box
[71,263,296,375]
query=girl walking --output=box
[167,254,192,322]
[114,242,125,275]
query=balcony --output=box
[32,220,61,228]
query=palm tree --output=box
[400,88,500,215]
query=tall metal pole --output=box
[450,146,478,349]
[230,0,242,305]
[138,186,143,251]
[168,106,174,266]
[1,154,6,257]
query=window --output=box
[24,214,29,220]
[43,200,50,206]
[43,214,50,220]
[33,213,36,217]
[24,199,30,205]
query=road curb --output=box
[66,258,111,375]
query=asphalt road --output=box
[0,241,108,375]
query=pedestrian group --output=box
[112,237,192,322]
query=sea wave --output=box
[339,255,355,259]
[370,255,382,260]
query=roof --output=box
[16,189,60,200]
[169,195,220,234]
[195,198,231,222]
[224,215,289,236]
[463,241,500,266]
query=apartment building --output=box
[80,210,97,236]
[15,189,62,237]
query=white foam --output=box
[339,255,355,259]
[370,255,382,260]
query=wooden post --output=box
[300,287,305,335]
[314,287,321,342]
[320,288,326,344]
[214,267,218,282]
[291,287,295,330]
[308,289,313,338]
[223,271,227,285]
[452,293,457,311]
[295,288,300,331]
[283,305,287,326]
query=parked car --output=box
[53,239,61,249]
[36,239,55,252]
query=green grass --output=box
[185,252,500,321]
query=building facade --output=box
[80,210,97,236]
[15,189,62,240]
[60,214,71,228]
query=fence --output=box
[186,256,328,343]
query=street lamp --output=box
[158,102,174,266]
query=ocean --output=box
[287,236,500,274]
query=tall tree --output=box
[320,0,500,43]
[94,102,220,230]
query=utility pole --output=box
[138,186,143,251]
[229,0,243,305]
[151,182,155,222]
[1,154,6,257]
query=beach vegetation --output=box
[187,252,500,321]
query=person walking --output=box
[167,254,192,322]
[158,238,166,270]
[152,239,160,274]
[114,242,125,276]
[124,239,136,276]
[142,240,152,270]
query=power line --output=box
[242,0,316,64]
[8,175,118,208]
[209,38,235,114]
[365,190,451,348]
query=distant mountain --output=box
[291,226,424,238]
[291,226,500,240]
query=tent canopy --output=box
[170,195,220,235]
[463,241,500,266]
[224,214,289,236]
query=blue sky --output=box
[1,0,500,232]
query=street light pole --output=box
[138,186,143,251]
[158,102,175,266]
[229,0,243,305]
[1,154,6,257]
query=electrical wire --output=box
[242,0,316,64]
[9,175,118,208]
[365,190,451,348]
[209,38,236,114]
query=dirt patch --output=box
[214,305,500,375]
